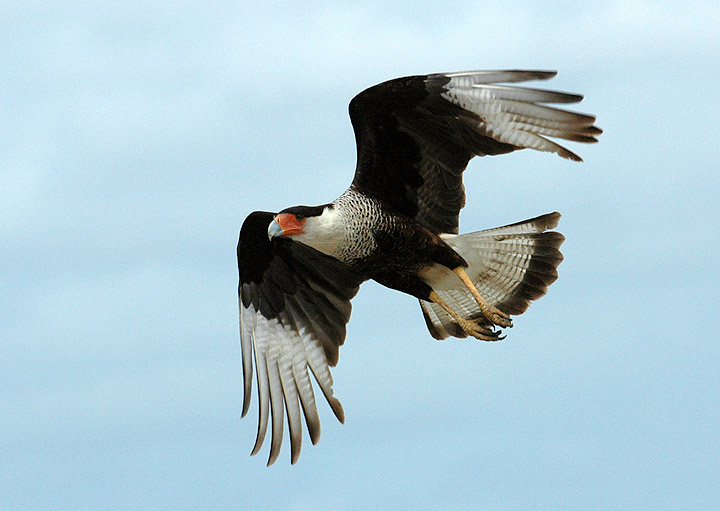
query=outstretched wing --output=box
[349,70,601,234]
[237,211,365,465]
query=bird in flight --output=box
[237,69,601,465]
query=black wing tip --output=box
[559,147,584,162]
[528,69,558,79]
[290,442,301,465]
[502,211,562,232]
[500,69,558,81]
[309,426,321,445]
[540,211,562,230]
[329,397,345,424]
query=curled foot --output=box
[458,318,507,342]
[452,267,514,329]
[481,305,513,329]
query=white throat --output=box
[293,206,347,258]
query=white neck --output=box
[293,206,347,258]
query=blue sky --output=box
[2,1,719,509]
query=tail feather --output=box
[419,212,564,340]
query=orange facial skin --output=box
[273,213,306,236]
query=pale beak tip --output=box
[267,218,283,240]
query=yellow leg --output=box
[428,291,505,341]
[452,267,513,328]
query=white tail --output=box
[419,212,565,339]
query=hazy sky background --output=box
[2,1,719,509]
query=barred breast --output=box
[330,187,396,263]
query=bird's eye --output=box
[295,214,305,221]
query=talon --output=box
[452,267,514,329]
[468,326,504,342]
[428,290,508,342]
[461,319,505,342]
[488,308,513,328]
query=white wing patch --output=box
[436,70,599,161]
[239,294,344,466]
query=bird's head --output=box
[268,212,305,239]
[267,205,333,240]
[268,204,343,256]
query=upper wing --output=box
[349,70,601,234]
[237,211,365,465]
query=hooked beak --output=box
[267,213,305,240]
[267,219,283,240]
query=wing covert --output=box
[349,70,601,234]
[237,211,365,465]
